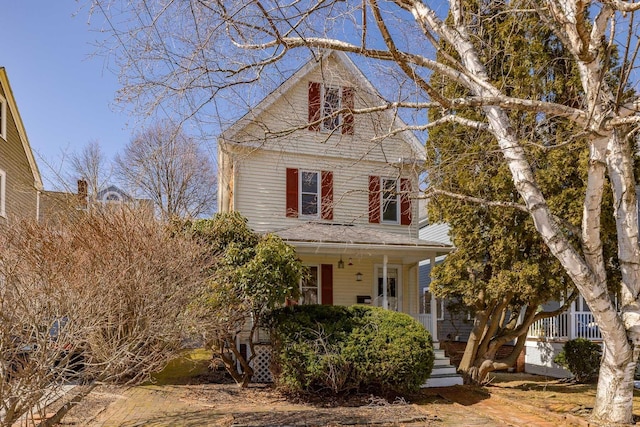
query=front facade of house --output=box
[218,51,451,340]
[0,68,43,225]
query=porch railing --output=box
[527,312,602,340]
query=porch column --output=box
[569,298,576,340]
[429,254,439,345]
[382,255,388,310]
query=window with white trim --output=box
[0,169,6,217]
[300,266,319,304]
[423,289,444,321]
[381,178,399,223]
[322,86,341,131]
[300,170,320,217]
[0,94,6,141]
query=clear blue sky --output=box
[2,1,130,189]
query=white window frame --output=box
[299,170,320,218]
[422,288,445,321]
[102,191,123,204]
[0,169,6,217]
[300,265,321,305]
[0,94,6,141]
[321,85,342,132]
[373,264,403,311]
[380,178,399,224]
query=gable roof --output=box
[221,50,425,160]
[0,68,43,191]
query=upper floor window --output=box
[300,170,320,216]
[0,169,6,217]
[0,94,6,141]
[368,176,412,226]
[308,82,354,135]
[286,168,333,220]
[322,86,341,131]
[381,178,399,223]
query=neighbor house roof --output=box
[0,67,43,191]
[220,50,425,161]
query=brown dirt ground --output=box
[47,372,640,426]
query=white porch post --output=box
[382,255,388,310]
[569,298,576,340]
[429,254,439,346]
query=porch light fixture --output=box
[348,258,353,266]
[338,257,345,269]
[356,272,363,281]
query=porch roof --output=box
[272,222,452,262]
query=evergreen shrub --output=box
[553,338,601,383]
[267,305,434,394]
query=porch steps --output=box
[423,349,464,388]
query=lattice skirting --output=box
[249,344,273,383]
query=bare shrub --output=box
[0,205,213,426]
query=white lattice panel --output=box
[250,344,273,383]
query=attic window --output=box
[308,82,354,135]
[0,94,6,141]
[322,86,341,131]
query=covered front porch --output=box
[275,222,451,335]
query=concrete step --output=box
[424,373,465,388]
[431,365,458,376]
[433,357,452,366]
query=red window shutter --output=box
[286,168,299,218]
[400,178,412,225]
[321,264,333,305]
[368,176,380,223]
[342,87,354,135]
[308,82,321,131]
[321,171,333,220]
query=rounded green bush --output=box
[267,305,434,394]
[553,338,601,383]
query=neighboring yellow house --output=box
[0,68,43,224]
[218,51,460,386]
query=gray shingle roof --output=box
[273,222,450,249]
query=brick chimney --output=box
[77,179,88,210]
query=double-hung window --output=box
[368,176,412,225]
[308,82,354,135]
[322,86,341,131]
[286,168,333,220]
[300,266,319,304]
[300,170,320,217]
[381,178,399,223]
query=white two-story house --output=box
[218,50,454,342]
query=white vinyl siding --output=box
[231,149,418,236]
[227,58,417,164]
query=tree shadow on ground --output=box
[413,385,491,406]
[117,407,434,427]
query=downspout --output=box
[383,254,388,310]
[36,190,40,222]
[429,253,439,347]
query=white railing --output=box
[528,312,601,340]
[411,313,432,331]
